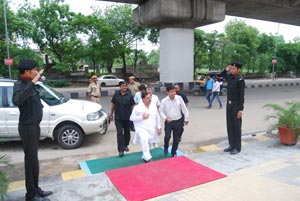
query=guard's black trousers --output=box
[226,102,242,151]
[19,124,40,201]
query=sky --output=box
[10,0,300,51]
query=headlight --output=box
[87,110,103,121]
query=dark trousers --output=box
[19,124,40,201]
[164,118,184,155]
[115,119,131,152]
[226,102,242,151]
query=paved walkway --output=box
[5,131,300,201]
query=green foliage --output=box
[47,80,70,87]
[0,154,13,201]
[264,102,300,133]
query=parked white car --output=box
[0,79,109,149]
[98,75,124,87]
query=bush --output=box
[47,80,70,88]
[0,154,13,201]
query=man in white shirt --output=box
[130,92,162,163]
[159,85,189,157]
[209,77,223,108]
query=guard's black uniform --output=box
[13,78,43,201]
[221,69,245,152]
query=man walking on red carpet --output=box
[159,85,189,157]
[130,92,162,163]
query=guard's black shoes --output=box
[164,148,168,156]
[124,147,129,152]
[119,151,124,157]
[230,149,240,155]
[29,196,50,201]
[38,190,53,197]
[223,146,234,152]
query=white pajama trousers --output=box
[134,128,152,161]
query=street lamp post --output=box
[3,0,12,79]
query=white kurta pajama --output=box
[130,102,161,161]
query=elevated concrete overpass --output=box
[99,0,300,83]
[101,0,300,26]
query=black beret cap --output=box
[18,59,38,70]
[231,61,243,69]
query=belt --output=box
[91,95,100,98]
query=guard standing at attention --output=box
[220,62,245,155]
[13,59,52,201]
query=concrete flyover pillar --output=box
[133,0,225,83]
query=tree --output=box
[18,0,84,73]
[102,5,147,75]
[225,19,260,72]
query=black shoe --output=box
[124,147,129,152]
[172,154,177,157]
[143,159,152,163]
[223,146,234,152]
[38,190,53,197]
[164,148,168,156]
[230,149,240,155]
[119,151,124,157]
[30,196,50,201]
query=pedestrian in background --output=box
[221,62,245,155]
[160,85,189,157]
[134,84,146,104]
[110,81,135,157]
[128,76,140,96]
[87,75,101,104]
[13,59,52,201]
[146,86,161,147]
[130,92,162,163]
[209,77,223,109]
[205,74,214,108]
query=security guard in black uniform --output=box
[13,59,52,201]
[220,62,245,155]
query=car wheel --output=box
[100,82,106,87]
[57,125,84,149]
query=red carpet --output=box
[106,156,226,201]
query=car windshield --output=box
[35,83,67,106]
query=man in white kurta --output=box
[130,92,162,163]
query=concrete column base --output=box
[159,28,194,83]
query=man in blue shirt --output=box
[205,74,214,108]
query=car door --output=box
[106,76,114,86]
[5,85,50,137]
[0,87,8,136]
[3,86,19,137]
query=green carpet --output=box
[85,148,171,174]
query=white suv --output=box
[0,79,109,149]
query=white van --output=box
[0,79,109,149]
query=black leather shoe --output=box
[30,196,50,201]
[223,146,234,152]
[38,190,53,197]
[164,148,168,156]
[124,147,129,152]
[230,149,240,155]
[119,151,124,157]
